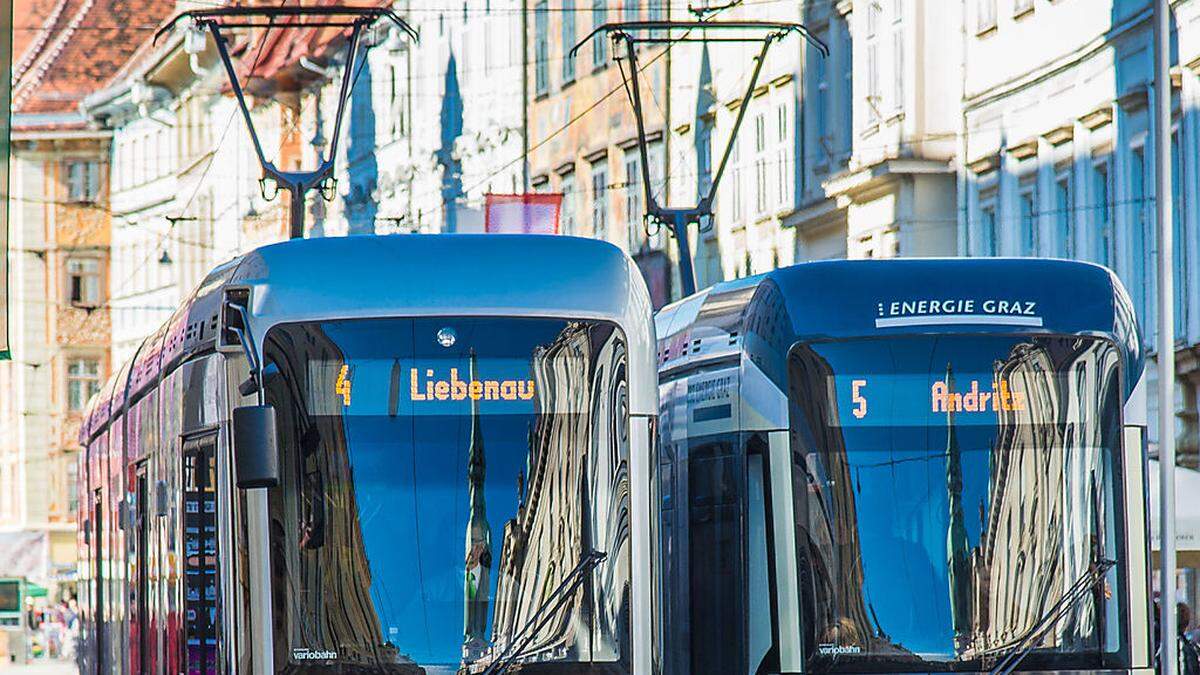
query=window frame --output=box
[812,36,830,155]
[1171,125,1188,338]
[978,185,999,257]
[729,136,743,224]
[591,159,609,238]
[1018,181,1038,257]
[1053,163,1074,259]
[534,0,551,96]
[864,4,882,124]
[1092,154,1114,268]
[624,149,645,252]
[561,1,577,84]
[592,0,608,70]
[753,112,770,216]
[1129,141,1150,328]
[775,102,791,210]
[891,2,904,113]
[66,356,102,413]
[976,0,998,34]
[66,159,100,203]
[559,170,577,235]
[66,256,103,307]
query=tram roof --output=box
[656,257,1143,392]
[82,234,655,442]
[228,233,649,327]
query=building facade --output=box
[958,0,1200,468]
[525,0,673,306]
[85,6,299,364]
[666,2,810,286]
[793,0,959,263]
[0,0,172,595]
[291,1,526,237]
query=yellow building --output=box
[525,1,674,306]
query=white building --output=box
[306,0,526,236]
[664,0,959,291]
[84,17,300,364]
[665,3,810,287]
[958,0,1200,468]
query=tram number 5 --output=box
[851,379,867,419]
[335,364,352,407]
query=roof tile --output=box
[12,0,175,125]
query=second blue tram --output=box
[654,258,1150,675]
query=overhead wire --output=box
[414,0,749,223]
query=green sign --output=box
[0,579,19,613]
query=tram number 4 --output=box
[851,379,867,419]
[335,364,352,407]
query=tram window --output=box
[262,317,631,671]
[787,335,1125,672]
[183,436,220,675]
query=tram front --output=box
[656,258,1151,675]
[225,236,656,674]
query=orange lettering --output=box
[450,368,468,400]
[931,381,949,412]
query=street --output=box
[0,662,74,675]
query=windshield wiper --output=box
[483,550,607,675]
[985,557,1116,675]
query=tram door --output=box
[183,435,220,674]
[92,491,104,675]
[133,467,149,674]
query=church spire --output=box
[463,350,492,661]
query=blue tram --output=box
[77,235,658,674]
[654,258,1150,675]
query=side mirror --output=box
[233,405,280,489]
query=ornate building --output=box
[0,0,172,598]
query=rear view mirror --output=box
[233,405,280,489]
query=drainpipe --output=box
[955,0,968,257]
[521,0,529,191]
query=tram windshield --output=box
[787,334,1126,672]
[260,317,632,673]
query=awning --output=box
[1148,459,1200,567]
[22,581,47,598]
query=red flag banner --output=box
[484,193,563,234]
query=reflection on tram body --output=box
[655,259,1149,675]
[262,317,631,669]
[790,335,1123,667]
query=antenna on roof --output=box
[155,6,419,240]
[572,21,826,297]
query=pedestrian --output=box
[60,598,77,660]
[44,604,63,659]
[1180,603,1200,675]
